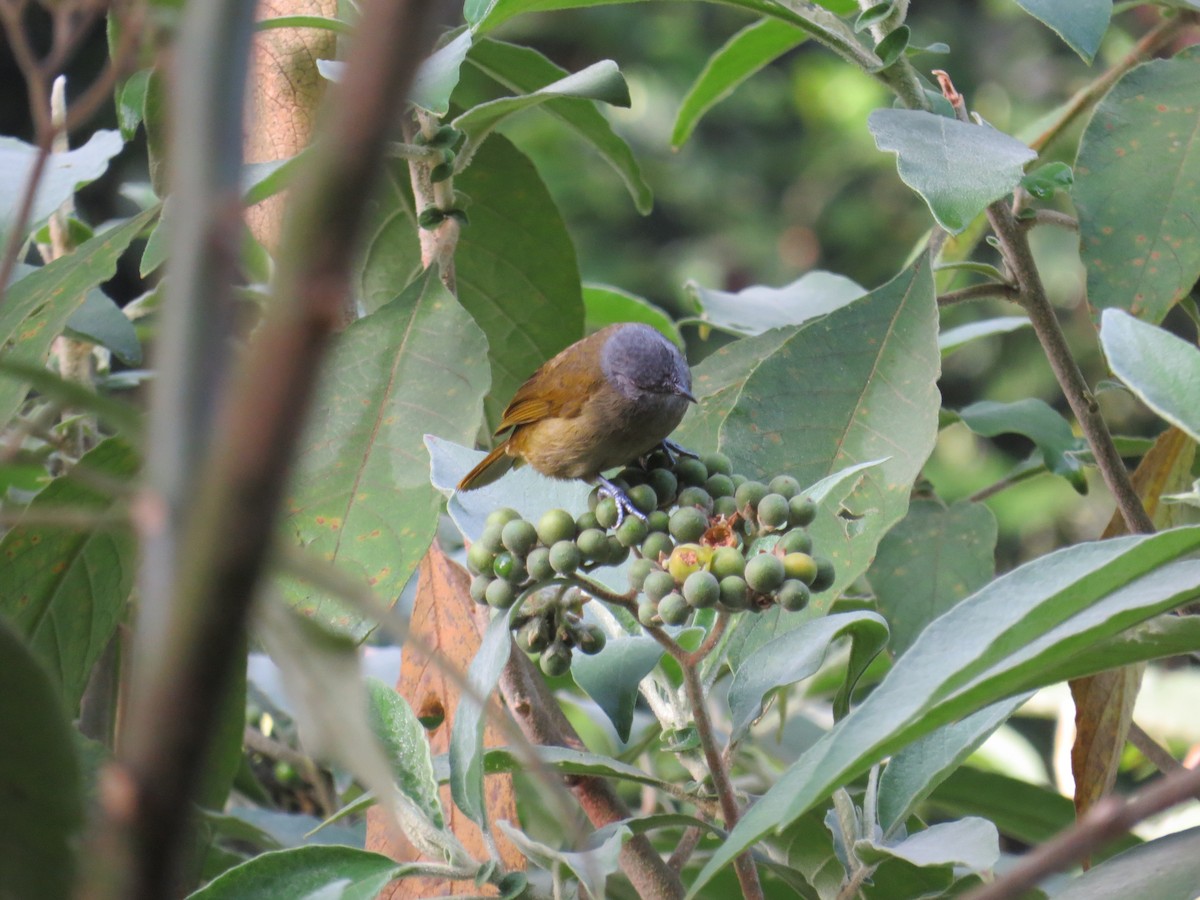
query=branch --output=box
[1018,209,1078,233]
[937,282,1019,307]
[966,763,1200,900]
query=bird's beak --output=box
[679,386,697,404]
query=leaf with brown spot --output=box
[366,542,523,898]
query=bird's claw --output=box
[658,439,698,467]
[596,476,647,529]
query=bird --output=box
[456,323,695,521]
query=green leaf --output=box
[283,269,489,637]
[672,18,807,148]
[855,817,998,870]
[869,109,1037,233]
[727,612,889,742]
[365,678,444,829]
[690,527,1200,895]
[496,819,629,899]
[868,499,997,657]
[876,695,1025,834]
[1075,52,1200,322]
[360,134,584,431]
[483,745,677,792]
[0,357,142,436]
[1031,612,1200,686]
[465,39,651,213]
[1011,0,1111,63]
[958,398,1087,490]
[1053,825,1200,899]
[0,205,159,429]
[856,2,895,32]
[454,59,630,151]
[411,29,473,115]
[64,289,142,365]
[116,69,151,140]
[1020,160,1073,199]
[583,283,682,347]
[570,635,665,742]
[718,257,940,660]
[0,131,124,249]
[1100,309,1200,444]
[938,315,1030,354]
[449,606,515,826]
[185,845,411,899]
[0,617,83,900]
[873,25,910,70]
[255,14,354,34]
[0,438,138,713]
[687,270,866,336]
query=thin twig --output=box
[937,282,1019,307]
[965,763,1200,900]
[1127,722,1185,776]
[968,464,1044,503]
[666,825,704,873]
[1018,209,1079,233]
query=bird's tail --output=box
[456,442,515,491]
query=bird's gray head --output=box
[601,324,695,402]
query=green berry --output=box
[669,507,708,543]
[658,592,691,625]
[606,536,630,566]
[501,519,538,556]
[683,570,720,609]
[745,554,785,593]
[780,528,813,554]
[647,510,670,533]
[577,528,609,561]
[811,556,836,592]
[705,473,735,498]
[731,474,747,488]
[616,515,649,548]
[595,497,620,530]
[713,496,739,518]
[719,575,750,610]
[485,507,522,530]
[668,543,712,582]
[647,469,678,506]
[702,452,733,476]
[576,624,607,655]
[479,522,505,554]
[492,551,526,583]
[628,483,659,515]
[677,485,714,513]
[644,570,678,603]
[519,616,552,652]
[783,552,818,585]
[777,579,811,612]
[469,574,491,604]
[540,641,573,677]
[549,540,582,575]
[576,511,600,532]
[675,457,709,487]
[629,557,656,590]
[710,546,746,579]
[638,599,660,626]
[789,495,817,528]
[485,578,516,609]
[526,546,554,581]
[467,542,497,576]
[734,480,768,510]
[537,508,576,546]
[757,493,790,529]
[640,531,674,563]
[768,475,801,499]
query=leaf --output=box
[185,845,414,900]
[0,131,124,248]
[570,635,665,741]
[464,39,652,214]
[869,109,1037,233]
[1075,52,1200,322]
[449,605,515,826]
[282,269,489,637]
[690,527,1200,894]
[1020,160,1073,199]
[1052,825,1200,900]
[0,357,142,437]
[672,18,807,148]
[454,60,630,149]
[957,398,1088,490]
[483,745,676,792]
[1100,309,1200,443]
[411,30,473,116]
[938,315,1030,354]
[0,438,138,713]
[0,206,159,429]
[1070,665,1142,820]
[687,270,866,336]
[0,616,83,900]
[116,69,151,141]
[868,498,997,657]
[360,134,584,432]
[727,612,890,742]
[496,820,629,899]
[718,257,940,662]
[64,288,142,365]
[583,283,682,347]
[855,817,999,870]
[366,678,444,830]
[1011,0,1111,63]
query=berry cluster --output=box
[465,450,834,668]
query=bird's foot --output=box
[596,475,648,528]
[657,439,699,467]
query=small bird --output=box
[456,323,696,520]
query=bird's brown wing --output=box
[493,345,605,433]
